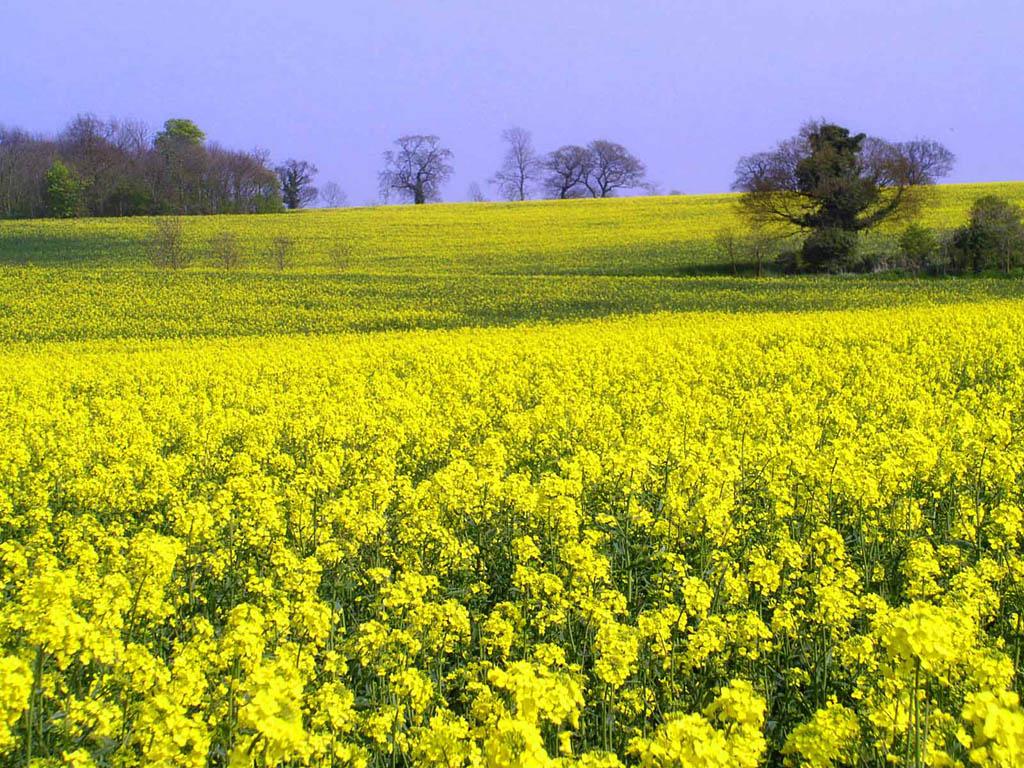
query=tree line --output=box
[0,115,352,218]
[0,115,653,218]
[0,116,281,218]
[376,129,650,204]
[4,114,1023,274]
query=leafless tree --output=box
[210,230,242,269]
[320,181,347,207]
[715,228,742,275]
[149,217,190,269]
[0,126,56,218]
[490,127,542,201]
[379,135,454,204]
[109,119,151,156]
[543,145,592,199]
[584,140,647,198]
[467,181,487,202]
[58,114,122,213]
[864,137,955,187]
[269,235,294,270]
[747,227,776,278]
[715,225,778,276]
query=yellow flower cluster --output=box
[0,656,32,754]
[631,680,767,768]
[1,299,1024,766]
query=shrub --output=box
[952,195,1024,273]
[210,231,242,270]
[148,218,190,269]
[269,235,294,271]
[801,227,859,272]
[897,225,939,274]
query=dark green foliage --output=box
[898,224,939,273]
[276,160,319,209]
[795,125,878,232]
[735,121,954,271]
[952,196,1024,273]
[44,160,82,218]
[802,227,859,272]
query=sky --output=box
[3,0,1022,204]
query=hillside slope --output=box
[1,182,1021,274]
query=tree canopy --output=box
[0,114,282,218]
[379,135,454,204]
[154,119,206,150]
[276,159,319,209]
[734,121,953,232]
[733,121,954,269]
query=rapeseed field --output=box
[2,188,1024,766]
[3,301,1024,766]
[2,182,1022,273]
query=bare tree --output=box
[379,135,454,204]
[864,137,955,187]
[715,227,741,276]
[269,235,294,270]
[210,230,242,270]
[0,126,56,218]
[490,127,542,201]
[543,145,591,199]
[276,159,319,209]
[320,181,347,208]
[149,217,190,269]
[58,114,121,214]
[748,227,775,278]
[467,181,487,202]
[584,140,647,198]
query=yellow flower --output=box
[782,702,860,767]
[958,689,1024,767]
[0,655,32,754]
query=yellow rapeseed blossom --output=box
[0,656,32,754]
[1,293,1024,766]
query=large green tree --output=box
[733,121,954,270]
[154,118,205,151]
[153,119,207,214]
[953,195,1024,273]
[44,159,82,218]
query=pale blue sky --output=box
[3,0,1022,203]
